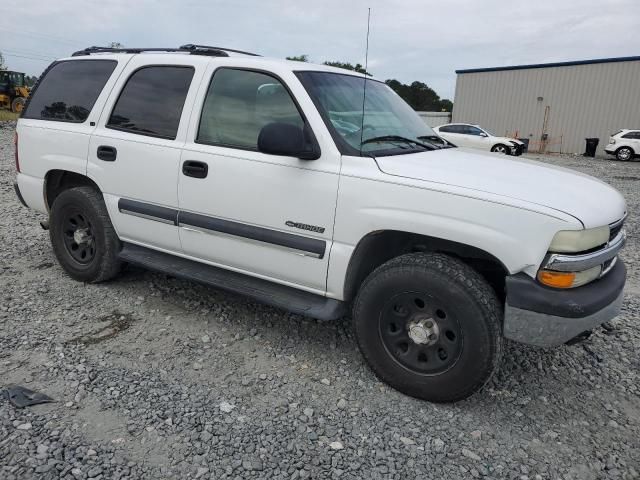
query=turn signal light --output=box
[537,270,576,289]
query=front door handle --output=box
[97,145,117,162]
[182,160,208,179]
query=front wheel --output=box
[49,187,122,283]
[11,97,25,114]
[353,253,503,403]
[491,144,509,154]
[616,147,634,161]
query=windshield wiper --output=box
[361,135,433,150]
[416,135,455,149]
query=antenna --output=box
[359,8,371,157]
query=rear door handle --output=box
[182,160,208,179]
[97,145,117,162]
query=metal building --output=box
[451,56,640,155]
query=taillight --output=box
[14,131,20,173]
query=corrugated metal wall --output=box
[451,60,640,155]
[417,111,452,127]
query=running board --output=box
[118,243,346,321]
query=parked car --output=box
[14,45,627,403]
[434,123,524,155]
[605,129,640,161]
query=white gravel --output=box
[1,121,639,479]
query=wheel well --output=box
[492,143,507,150]
[344,230,508,303]
[617,145,635,153]
[45,170,100,210]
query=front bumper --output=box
[504,260,626,347]
[604,144,616,155]
[509,143,524,156]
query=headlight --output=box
[548,226,609,253]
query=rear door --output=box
[438,124,471,147]
[87,56,207,253]
[622,131,640,151]
[178,65,340,294]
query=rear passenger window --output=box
[622,132,640,139]
[197,68,304,150]
[22,60,116,123]
[107,66,194,140]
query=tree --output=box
[323,61,371,76]
[286,54,308,62]
[385,79,452,112]
[0,51,6,71]
[108,42,124,49]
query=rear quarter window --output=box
[22,60,117,123]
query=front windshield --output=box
[296,71,446,156]
[9,72,25,87]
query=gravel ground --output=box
[1,121,639,480]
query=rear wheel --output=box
[11,97,25,114]
[491,144,509,154]
[353,253,502,403]
[49,187,122,283]
[616,147,634,161]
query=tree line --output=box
[286,55,452,112]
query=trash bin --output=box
[518,138,529,153]
[584,138,599,157]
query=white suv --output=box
[434,123,524,155]
[605,129,640,161]
[14,45,627,402]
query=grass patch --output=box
[0,110,19,121]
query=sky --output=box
[1,0,638,100]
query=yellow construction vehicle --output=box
[0,70,30,113]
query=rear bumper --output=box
[504,260,626,347]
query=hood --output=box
[375,148,626,228]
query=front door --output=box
[178,66,340,294]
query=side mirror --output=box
[479,132,488,137]
[257,122,320,160]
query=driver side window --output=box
[197,68,304,150]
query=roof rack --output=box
[71,44,260,58]
[179,44,261,57]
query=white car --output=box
[434,123,524,155]
[14,44,627,403]
[605,129,640,161]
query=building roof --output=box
[456,55,640,74]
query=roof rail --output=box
[71,46,230,57]
[71,44,261,58]
[179,44,261,57]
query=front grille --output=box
[609,217,625,242]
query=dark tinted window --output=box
[466,126,484,136]
[107,66,194,140]
[197,68,304,149]
[442,125,467,134]
[22,60,116,123]
[622,131,640,139]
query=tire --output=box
[491,144,509,154]
[49,186,122,283]
[616,147,634,162]
[11,97,25,114]
[353,253,502,403]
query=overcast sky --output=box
[1,0,638,99]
